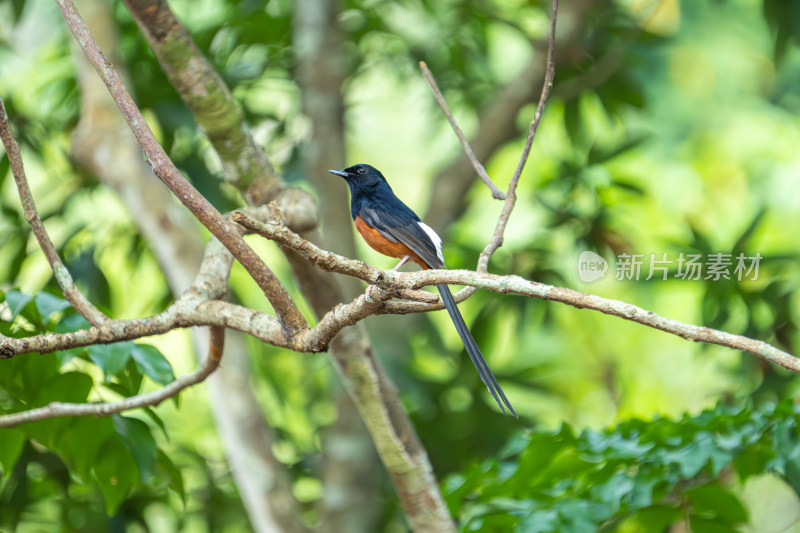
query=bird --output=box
[329,163,516,417]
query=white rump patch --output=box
[418,222,445,265]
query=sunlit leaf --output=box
[34,292,72,322]
[88,342,134,379]
[4,290,33,320]
[0,427,26,473]
[91,435,139,514]
[131,344,175,386]
[113,415,158,483]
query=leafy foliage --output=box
[446,401,800,532]
[0,290,183,517]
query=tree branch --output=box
[54,0,308,334]
[114,1,456,528]
[0,97,108,327]
[4,209,797,425]
[419,61,505,200]
[484,0,558,264]
[65,4,306,527]
[232,210,800,374]
[0,326,224,428]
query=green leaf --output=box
[626,505,682,532]
[4,290,33,320]
[686,485,748,524]
[56,417,114,481]
[773,418,800,497]
[91,435,138,515]
[54,313,91,333]
[0,428,26,473]
[130,344,175,385]
[157,449,185,503]
[34,292,71,322]
[590,473,635,512]
[113,415,157,483]
[141,407,169,439]
[114,358,145,397]
[688,515,740,533]
[447,401,800,532]
[88,342,134,378]
[39,371,93,405]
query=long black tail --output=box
[437,285,517,418]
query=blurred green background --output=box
[1,0,800,531]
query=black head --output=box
[328,164,388,190]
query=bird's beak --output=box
[328,169,350,179]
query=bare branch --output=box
[233,211,800,374]
[0,326,224,428]
[419,61,506,200]
[434,0,561,307]
[4,206,796,428]
[111,1,451,526]
[54,0,308,334]
[509,0,559,190]
[233,206,455,531]
[0,97,108,327]
[481,0,559,271]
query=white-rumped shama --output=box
[329,164,516,417]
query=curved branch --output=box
[109,1,452,528]
[419,61,505,200]
[0,326,224,428]
[0,98,108,327]
[4,215,796,430]
[233,210,799,374]
[54,0,307,334]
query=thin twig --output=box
[479,0,559,272]
[0,326,224,428]
[54,0,307,334]
[0,97,108,327]
[419,61,506,200]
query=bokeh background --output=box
[1,0,800,531]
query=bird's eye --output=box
[357,167,367,175]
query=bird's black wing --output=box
[359,206,444,269]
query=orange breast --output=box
[354,215,429,268]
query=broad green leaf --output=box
[590,473,635,511]
[88,342,134,378]
[519,509,559,533]
[686,485,747,525]
[113,415,157,483]
[141,407,169,439]
[56,417,114,481]
[130,344,175,385]
[686,485,748,524]
[91,435,138,515]
[54,313,91,333]
[0,428,26,473]
[157,449,185,503]
[34,292,71,322]
[38,371,93,406]
[116,359,144,397]
[688,515,740,533]
[4,290,33,320]
[624,505,682,532]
